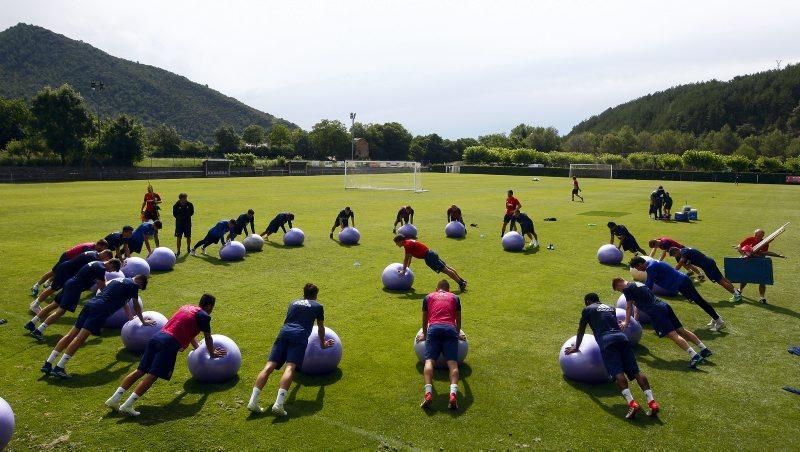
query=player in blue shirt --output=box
[629,256,726,331]
[191,219,236,256]
[128,221,163,257]
[30,250,114,314]
[104,226,134,259]
[41,276,151,379]
[668,247,742,302]
[330,207,355,239]
[230,210,256,240]
[607,222,646,255]
[613,277,712,369]
[247,283,334,416]
[261,212,295,240]
[564,293,660,419]
[513,209,539,248]
[26,258,122,341]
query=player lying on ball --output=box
[668,247,741,302]
[261,212,295,240]
[607,222,646,255]
[30,249,114,314]
[393,236,467,291]
[31,239,109,299]
[191,219,236,256]
[105,294,224,416]
[393,205,414,234]
[330,206,355,239]
[248,283,333,417]
[565,293,659,419]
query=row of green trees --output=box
[2,84,800,168]
[463,146,800,172]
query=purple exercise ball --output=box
[558,335,610,384]
[382,263,414,290]
[219,241,246,261]
[121,311,169,353]
[597,244,623,264]
[121,257,150,277]
[300,326,343,375]
[615,308,642,344]
[413,328,469,369]
[338,227,360,245]
[187,334,242,383]
[0,397,14,450]
[147,247,176,271]
[502,231,525,251]
[283,228,305,246]
[444,221,466,238]
[103,296,144,329]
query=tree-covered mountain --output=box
[570,63,800,136]
[0,23,296,142]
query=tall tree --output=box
[90,114,146,165]
[214,125,241,154]
[478,133,513,149]
[242,124,267,146]
[713,125,740,155]
[524,127,561,151]
[30,84,94,162]
[267,124,292,149]
[147,123,181,154]
[291,128,310,158]
[0,97,32,150]
[308,119,350,160]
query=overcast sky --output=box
[2,0,799,138]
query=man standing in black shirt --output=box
[172,193,194,256]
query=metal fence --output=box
[428,165,797,184]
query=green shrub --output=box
[224,152,256,167]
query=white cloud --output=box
[2,0,798,137]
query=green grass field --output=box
[0,174,798,450]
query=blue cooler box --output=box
[675,212,688,221]
[688,209,698,220]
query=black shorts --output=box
[520,222,535,235]
[268,333,308,369]
[265,220,281,235]
[424,250,446,273]
[138,332,181,380]
[571,188,579,195]
[128,239,144,254]
[700,259,723,282]
[175,221,192,238]
[648,304,682,338]
[600,336,639,380]
[51,253,70,272]
[55,282,83,312]
[74,303,107,336]
[143,210,159,221]
[334,218,349,228]
[503,213,516,224]
[621,237,641,252]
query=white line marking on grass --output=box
[314,414,420,451]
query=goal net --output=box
[569,163,613,179]
[344,161,425,192]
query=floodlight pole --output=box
[350,112,356,161]
[90,80,104,120]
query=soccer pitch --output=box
[0,174,798,450]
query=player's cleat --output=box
[759,298,768,305]
[104,397,120,411]
[31,286,39,297]
[700,348,713,359]
[29,301,41,315]
[40,362,52,375]
[51,366,71,379]
[190,249,196,256]
[625,400,641,419]
[688,354,704,369]
[24,321,36,332]
[247,402,265,413]
[271,404,287,416]
[532,241,539,248]
[697,274,706,282]
[200,248,206,255]
[710,318,726,332]
[647,400,660,417]
[458,280,467,291]
[119,405,140,416]
[729,293,742,302]
[30,329,45,342]
[420,392,433,409]
[788,346,800,356]
[329,233,333,239]
[448,393,458,410]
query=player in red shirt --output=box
[736,229,785,304]
[105,294,225,416]
[501,190,521,237]
[141,184,162,246]
[394,236,467,291]
[31,239,109,299]
[647,237,702,277]
[417,280,465,410]
[571,177,583,202]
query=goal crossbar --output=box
[344,160,426,192]
[569,163,613,179]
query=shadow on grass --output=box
[194,253,234,267]
[296,368,343,387]
[414,362,474,415]
[335,240,361,248]
[115,348,142,363]
[634,344,709,373]
[41,360,135,388]
[113,377,239,425]
[382,287,426,301]
[523,246,540,255]
[266,240,304,250]
[599,262,628,269]
[564,377,664,426]
[739,296,800,320]
[446,236,467,241]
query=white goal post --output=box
[344,160,425,192]
[569,163,613,179]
